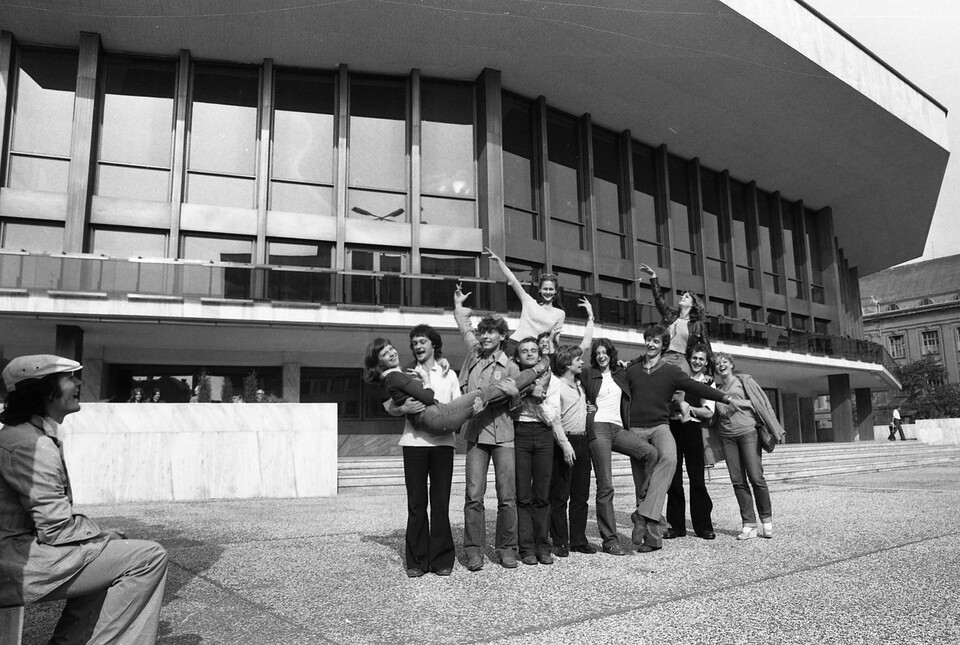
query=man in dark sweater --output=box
[623,324,747,552]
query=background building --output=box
[0,0,948,453]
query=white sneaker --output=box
[760,522,773,539]
[736,526,758,540]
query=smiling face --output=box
[479,328,503,352]
[645,334,664,359]
[516,340,541,368]
[538,335,553,355]
[411,335,434,365]
[594,345,611,370]
[568,354,584,376]
[716,355,735,377]
[539,279,557,304]
[46,373,81,423]
[689,350,708,376]
[378,344,401,371]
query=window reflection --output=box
[546,111,582,234]
[181,235,253,262]
[700,167,727,282]
[593,129,625,258]
[668,156,697,275]
[349,76,406,192]
[730,178,756,288]
[421,81,475,198]
[633,143,662,269]
[91,227,167,259]
[1,221,64,253]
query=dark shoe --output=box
[630,511,644,545]
[466,555,483,571]
[521,554,538,566]
[602,543,627,556]
[571,543,598,554]
[501,552,518,569]
[553,545,569,558]
[406,568,426,578]
[537,551,555,565]
[698,531,716,540]
[663,528,686,539]
[636,544,662,553]
[433,567,453,576]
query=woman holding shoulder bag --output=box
[712,353,784,540]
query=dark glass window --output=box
[782,200,805,299]
[502,94,540,239]
[266,241,333,303]
[267,241,333,268]
[348,76,407,222]
[187,64,260,208]
[790,314,809,331]
[757,190,782,295]
[97,56,176,202]
[730,178,756,289]
[1,220,64,253]
[421,80,475,228]
[593,129,626,258]
[91,227,167,259]
[7,48,78,193]
[633,143,662,269]
[805,209,826,303]
[668,155,697,275]
[546,110,584,250]
[300,368,365,418]
[345,246,407,306]
[270,69,335,215]
[598,276,630,299]
[181,235,253,263]
[421,253,477,277]
[700,167,727,282]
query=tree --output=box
[197,369,212,403]
[896,355,960,419]
[242,370,260,403]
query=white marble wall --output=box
[59,403,338,504]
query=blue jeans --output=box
[590,422,660,548]
[464,441,517,558]
[515,423,554,557]
[721,430,772,525]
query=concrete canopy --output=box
[0,0,949,275]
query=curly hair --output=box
[476,315,509,338]
[590,338,619,369]
[409,324,443,359]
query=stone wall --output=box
[61,402,338,504]
[873,419,960,445]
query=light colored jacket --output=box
[738,373,786,442]
[0,416,108,605]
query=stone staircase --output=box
[337,441,960,493]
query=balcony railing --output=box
[0,251,894,370]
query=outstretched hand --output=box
[578,296,594,319]
[454,283,472,306]
[638,263,656,278]
[483,246,503,264]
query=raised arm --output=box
[453,283,478,349]
[638,263,671,319]
[577,297,595,355]
[486,247,535,304]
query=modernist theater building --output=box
[0,1,949,453]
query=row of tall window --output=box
[887,328,960,360]
[2,44,830,314]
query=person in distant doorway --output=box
[127,387,145,403]
[888,407,906,441]
[254,388,266,402]
[149,389,162,403]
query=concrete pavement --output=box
[20,465,960,644]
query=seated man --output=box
[0,355,168,644]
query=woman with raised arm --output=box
[486,247,565,356]
[637,263,710,375]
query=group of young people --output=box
[364,251,785,577]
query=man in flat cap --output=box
[0,354,168,644]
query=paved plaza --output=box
[20,465,960,644]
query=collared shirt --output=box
[398,362,460,448]
[512,372,553,425]
[544,377,587,436]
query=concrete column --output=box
[282,362,301,403]
[80,358,103,402]
[855,388,874,442]
[55,325,84,363]
[799,397,817,444]
[780,392,800,444]
[64,32,101,252]
[475,68,505,309]
[828,374,853,443]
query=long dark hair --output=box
[590,338,619,370]
[681,291,706,323]
[362,338,393,384]
[0,374,62,426]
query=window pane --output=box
[547,111,581,225]
[593,131,622,234]
[91,227,167,258]
[421,254,476,277]
[98,165,170,202]
[100,56,175,168]
[7,155,69,193]
[805,209,824,285]
[782,201,799,282]
[421,81,474,198]
[267,241,332,267]
[189,65,259,176]
[506,206,537,240]
[1,221,64,253]
[701,168,724,264]
[11,49,77,157]
[633,144,661,266]
[349,76,406,191]
[730,179,752,268]
[668,156,693,253]
[270,182,333,215]
[347,189,406,223]
[552,220,583,250]
[300,368,362,417]
[181,235,253,262]
[273,70,335,184]
[421,196,475,228]
[187,174,256,208]
[502,95,537,212]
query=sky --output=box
[803,0,960,262]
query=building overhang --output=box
[0,294,900,397]
[0,0,949,276]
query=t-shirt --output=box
[668,317,689,354]
[594,370,622,427]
